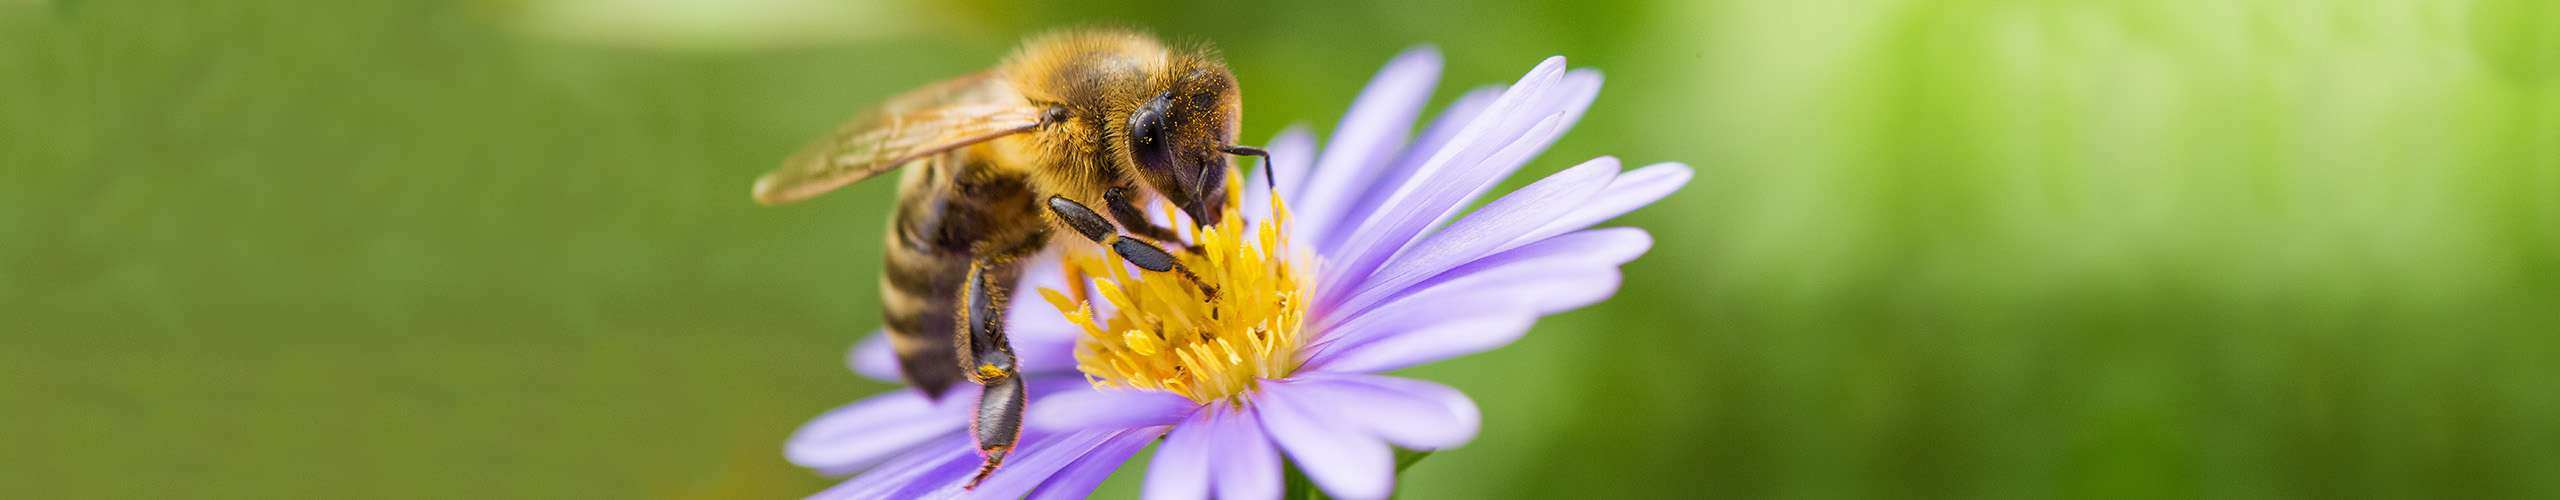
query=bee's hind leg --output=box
[1047,194,1217,298]
[957,258,1026,489]
[965,373,1025,489]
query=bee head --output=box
[1126,57,1240,225]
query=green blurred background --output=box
[6,0,2557,498]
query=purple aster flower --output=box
[783,46,1688,499]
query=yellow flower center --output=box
[1039,171,1312,405]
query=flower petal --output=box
[1026,427,1162,500]
[1324,227,1653,329]
[847,331,901,383]
[1310,312,1542,374]
[1319,85,1504,248]
[787,389,968,474]
[1514,162,1692,246]
[1007,252,1081,346]
[1429,70,1604,232]
[878,454,979,499]
[1302,265,1621,370]
[1286,373,1481,450]
[1422,227,1651,293]
[1393,87,1502,176]
[1337,156,1621,316]
[1013,337,1080,378]
[963,430,1121,499]
[1316,57,1570,306]
[1006,253,1096,377]
[1295,47,1444,243]
[810,433,975,500]
[1027,388,1201,432]
[1143,410,1218,500]
[1257,383,1396,499]
[1210,408,1281,500]
[1323,112,1562,308]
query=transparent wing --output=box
[753,74,1039,205]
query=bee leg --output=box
[1048,194,1217,298]
[966,374,1025,489]
[1104,186,1194,250]
[957,258,1026,489]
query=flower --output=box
[782,46,1688,499]
[1034,47,1687,499]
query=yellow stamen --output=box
[1044,170,1313,404]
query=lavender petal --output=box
[1006,252,1081,346]
[1143,410,1218,500]
[1428,70,1605,232]
[1027,387,1201,432]
[877,450,980,500]
[1294,47,1444,245]
[1005,251,1100,377]
[960,430,1119,499]
[808,433,975,500]
[1302,267,1621,370]
[1513,162,1692,246]
[847,331,900,383]
[1347,67,1601,285]
[1311,312,1540,374]
[786,389,968,474]
[1335,156,1621,316]
[1285,373,1481,450]
[1315,57,1569,308]
[1256,383,1396,499]
[1026,427,1163,500]
[1209,407,1282,500]
[1320,85,1504,251]
[1325,227,1653,328]
[1013,333,1080,378]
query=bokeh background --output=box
[7,0,2557,498]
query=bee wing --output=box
[753,74,1041,205]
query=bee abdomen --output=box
[878,159,971,397]
[879,239,969,397]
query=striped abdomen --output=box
[878,150,1046,397]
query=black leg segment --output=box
[1105,186,1185,244]
[956,259,1024,489]
[958,262,1015,381]
[965,373,1025,489]
[1111,238,1180,273]
[1046,194,1217,296]
[1048,195,1113,243]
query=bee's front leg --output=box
[1103,186,1194,250]
[1047,194,1217,298]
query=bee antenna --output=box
[1221,145,1273,190]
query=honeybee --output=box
[752,29,1266,486]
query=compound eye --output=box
[1128,91,1174,158]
